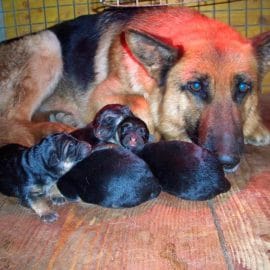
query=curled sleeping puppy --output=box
[138,141,231,201]
[71,104,135,145]
[0,133,92,223]
[57,146,161,208]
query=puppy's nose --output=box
[218,154,240,173]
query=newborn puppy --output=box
[138,141,231,201]
[113,116,152,152]
[57,146,161,208]
[71,104,134,145]
[71,104,152,153]
[0,133,92,222]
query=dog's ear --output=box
[125,29,180,86]
[252,31,270,76]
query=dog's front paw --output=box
[51,196,67,206]
[245,125,270,146]
[40,211,59,223]
[49,112,84,128]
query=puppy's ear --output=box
[125,29,180,86]
[252,31,270,76]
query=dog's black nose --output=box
[218,154,240,173]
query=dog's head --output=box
[37,133,92,176]
[116,116,150,152]
[92,104,134,141]
[123,9,270,172]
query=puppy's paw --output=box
[49,112,84,128]
[40,211,59,223]
[245,126,270,146]
[51,196,67,206]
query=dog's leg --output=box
[244,118,270,145]
[49,184,67,206]
[49,111,84,128]
[0,118,74,147]
[30,197,59,223]
[243,95,270,146]
[0,31,72,144]
[4,31,62,121]
[22,189,59,223]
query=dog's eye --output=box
[105,116,116,123]
[49,153,59,166]
[233,80,252,104]
[237,82,251,93]
[187,81,202,92]
[68,142,75,149]
[182,80,209,101]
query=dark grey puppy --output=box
[115,116,152,153]
[71,104,153,152]
[138,141,231,201]
[71,104,135,145]
[57,146,161,208]
[0,133,92,223]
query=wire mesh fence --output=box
[0,0,270,91]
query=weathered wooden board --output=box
[213,145,270,270]
[0,192,227,270]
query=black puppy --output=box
[71,104,134,145]
[114,116,152,152]
[138,141,231,201]
[0,133,92,222]
[57,146,161,208]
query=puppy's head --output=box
[92,104,134,141]
[38,133,92,176]
[116,116,150,152]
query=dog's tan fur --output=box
[0,7,269,167]
[0,31,74,146]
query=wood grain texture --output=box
[0,193,227,270]
[213,145,270,270]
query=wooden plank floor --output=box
[0,96,270,270]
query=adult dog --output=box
[0,7,270,172]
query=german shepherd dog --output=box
[0,7,270,172]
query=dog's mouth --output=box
[223,163,240,174]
